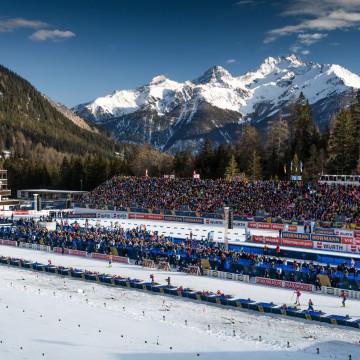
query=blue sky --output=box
[1,0,360,108]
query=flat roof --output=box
[18,189,87,194]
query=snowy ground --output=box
[1,245,360,360]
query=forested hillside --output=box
[0,65,173,193]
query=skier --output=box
[339,290,347,307]
[308,299,314,311]
[150,274,155,285]
[294,288,301,305]
[48,259,52,266]
[108,255,112,268]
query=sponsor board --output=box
[256,277,282,287]
[97,213,111,218]
[311,234,341,243]
[281,238,313,248]
[270,223,284,231]
[113,213,128,219]
[68,213,95,218]
[326,287,335,295]
[91,252,129,264]
[52,247,86,257]
[287,225,298,232]
[282,231,311,240]
[347,244,360,253]
[183,217,204,224]
[256,277,313,291]
[68,249,87,257]
[341,237,360,245]
[233,221,247,228]
[0,239,17,246]
[164,216,184,222]
[313,241,345,252]
[284,281,313,291]
[314,228,335,235]
[12,210,29,215]
[334,229,354,237]
[257,223,272,230]
[252,235,280,245]
[128,213,165,221]
[248,222,258,229]
[205,219,224,226]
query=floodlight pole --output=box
[224,206,229,252]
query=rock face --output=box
[73,55,360,153]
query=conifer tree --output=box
[224,154,241,181]
[327,108,357,174]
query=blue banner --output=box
[282,231,311,240]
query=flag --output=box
[284,164,286,174]
[290,161,293,171]
[145,169,148,177]
[300,161,303,173]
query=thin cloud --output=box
[298,33,327,45]
[301,49,310,55]
[264,0,360,43]
[0,17,47,32]
[235,0,255,6]
[226,59,236,64]
[29,29,76,42]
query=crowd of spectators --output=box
[1,217,359,289]
[79,176,360,223]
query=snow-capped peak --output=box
[193,65,233,85]
[150,75,169,86]
[328,64,360,88]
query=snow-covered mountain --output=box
[73,55,360,153]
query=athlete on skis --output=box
[308,299,314,311]
[294,288,301,305]
[340,290,347,307]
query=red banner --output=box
[284,281,313,291]
[0,239,17,246]
[257,223,272,230]
[91,252,129,264]
[281,238,313,248]
[270,224,284,231]
[52,247,86,257]
[341,237,360,245]
[128,213,164,221]
[256,277,282,287]
[287,225,298,232]
[252,235,280,245]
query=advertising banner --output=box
[129,213,165,221]
[114,213,128,219]
[281,238,313,248]
[233,221,247,228]
[334,229,354,237]
[314,228,335,235]
[183,217,204,224]
[68,213,95,218]
[311,234,341,243]
[282,231,311,240]
[313,241,346,252]
[252,235,280,245]
[205,218,225,227]
[164,216,184,222]
[283,281,313,291]
[341,237,360,245]
[347,244,360,254]
[91,252,129,264]
[0,239,17,246]
[255,277,282,287]
[255,277,313,292]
